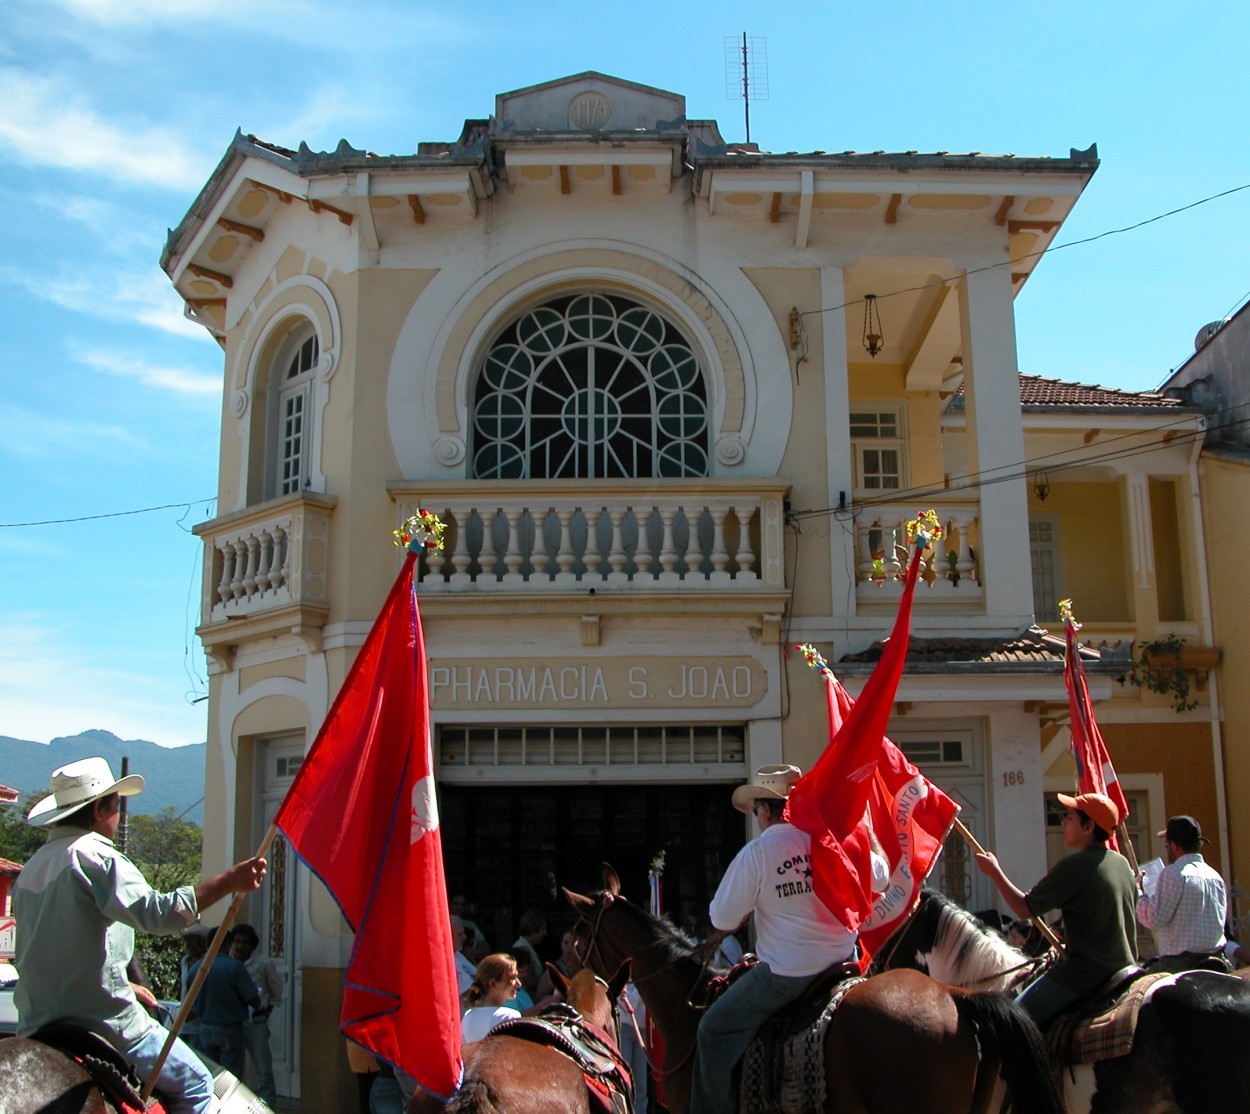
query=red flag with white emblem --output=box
[275,551,461,1100]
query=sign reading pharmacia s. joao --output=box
[429,657,767,710]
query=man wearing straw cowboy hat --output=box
[13,757,267,1114]
[691,765,859,1114]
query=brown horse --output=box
[0,1037,112,1113]
[565,868,1062,1114]
[883,890,1250,1113]
[411,962,634,1114]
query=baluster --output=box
[422,509,448,585]
[241,535,260,599]
[657,505,680,582]
[476,508,499,583]
[632,507,655,581]
[858,523,876,583]
[606,507,629,584]
[732,506,758,581]
[582,507,603,582]
[255,530,274,597]
[217,542,236,605]
[501,507,524,585]
[268,526,287,591]
[884,520,903,580]
[708,504,730,583]
[678,506,703,582]
[448,506,472,587]
[554,507,577,585]
[955,515,976,582]
[529,507,551,582]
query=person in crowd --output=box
[13,757,265,1114]
[511,909,547,998]
[977,791,1137,1027]
[188,930,260,1076]
[461,953,523,1043]
[535,930,582,1000]
[451,915,477,1001]
[449,894,488,960]
[619,980,649,1114]
[690,765,859,1114]
[229,922,285,1105]
[1137,814,1229,971]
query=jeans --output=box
[125,1025,215,1114]
[198,1021,246,1077]
[690,962,817,1114]
[1017,972,1084,1027]
[243,1014,277,1104]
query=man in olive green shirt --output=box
[976,791,1137,1026]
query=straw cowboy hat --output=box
[27,757,145,826]
[731,764,802,814]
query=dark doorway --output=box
[440,782,746,959]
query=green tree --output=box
[124,808,204,1000]
[0,792,46,865]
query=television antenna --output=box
[724,34,769,144]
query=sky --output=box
[2,0,1248,748]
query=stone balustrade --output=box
[854,502,983,600]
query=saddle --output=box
[491,1003,634,1114]
[737,963,865,1114]
[1047,966,1171,1065]
[29,1021,148,1112]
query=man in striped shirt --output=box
[1136,815,1229,972]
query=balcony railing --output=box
[193,493,336,660]
[854,501,982,602]
[390,480,790,593]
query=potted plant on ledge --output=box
[1124,633,1221,713]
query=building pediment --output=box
[495,72,685,134]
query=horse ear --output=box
[563,886,594,911]
[602,863,622,896]
[607,959,632,1002]
[547,963,569,999]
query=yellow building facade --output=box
[162,73,1226,1107]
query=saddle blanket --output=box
[1050,971,1174,1064]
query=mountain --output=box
[0,731,205,824]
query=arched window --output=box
[472,293,708,479]
[269,325,319,497]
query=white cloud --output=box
[0,70,211,190]
[77,348,222,397]
[0,616,207,746]
[0,404,148,458]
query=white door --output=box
[259,737,305,1100]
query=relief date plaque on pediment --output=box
[569,91,612,130]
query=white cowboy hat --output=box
[27,757,145,826]
[731,764,802,814]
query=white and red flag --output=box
[274,549,461,1101]
[1060,599,1128,849]
[787,511,959,966]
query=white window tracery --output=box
[472,293,709,480]
[270,327,319,497]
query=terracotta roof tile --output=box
[948,374,1186,411]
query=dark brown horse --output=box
[0,1037,113,1113]
[883,890,1250,1113]
[411,962,633,1114]
[565,868,1062,1114]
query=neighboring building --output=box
[162,73,1220,1106]
[1163,307,1250,933]
[0,856,20,959]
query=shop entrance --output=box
[440,783,746,959]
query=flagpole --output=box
[142,823,279,1103]
[1115,822,1140,874]
[951,817,1065,953]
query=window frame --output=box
[849,405,906,497]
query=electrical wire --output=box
[0,500,217,529]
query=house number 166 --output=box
[1002,770,1025,787]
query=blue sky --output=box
[2,0,1247,747]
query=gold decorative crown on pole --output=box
[394,510,447,553]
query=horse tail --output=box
[953,992,1063,1114]
[444,1080,503,1113]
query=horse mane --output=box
[597,890,703,970]
[922,891,1032,992]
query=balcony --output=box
[390,479,792,638]
[854,501,983,606]
[193,493,337,665]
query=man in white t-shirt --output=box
[690,765,857,1114]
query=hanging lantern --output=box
[862,294,884,358]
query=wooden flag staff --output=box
[951,816,1065,953]
[142,823,279,1103]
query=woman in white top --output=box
[461,953,523,1044]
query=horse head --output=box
[549,962,632,1039]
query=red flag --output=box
[787,539,958,963]
[274,552,461,1101]
[1064,615,1128,848]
